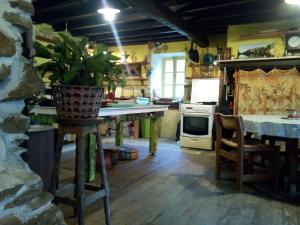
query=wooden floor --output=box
[59,138,300,225]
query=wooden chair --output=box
[214,113,280,191]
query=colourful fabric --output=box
[119,148,139,160]
[235,68,300,115]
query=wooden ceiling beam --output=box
[96,27,226,45]
[192,8,279,23]
[34,0,127,15]
[96,32,183,42]
[194,7,300,27]
[179,0,258,14]
[34,3,132,24]
[53,13,147,31]
[190,2,299,23]
[122,0,209,47]
[185,2,275,20]
[104,36,188,46]
[71,20,164,36]
[101,34,187,45]
[33,0,88,15]
[181,0,281,18]
[88,27,175,39]
[159,0,195,6]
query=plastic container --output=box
[136,97,150,105]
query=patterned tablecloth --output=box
[242,115,300,139]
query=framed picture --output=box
[238,43,275,59]
[223,48,232,60]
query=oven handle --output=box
[181,112,213,117]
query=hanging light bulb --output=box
[97,8,120,22]
[285,0,300,5]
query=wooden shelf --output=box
[123,84,148,87]
[217,56,300,70]
[239,31,283,41]
[125,77,148,86]
[124,62,148,66]
[185,76,219,80]
[239,29,300,41]
[125,77,148,80]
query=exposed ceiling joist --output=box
[122,0,209,47]
[36,7,132,24]
[88,27,175,39]
[103,35,187,45]
[193,9,278,23]
[100,27,226,45]
[34,0,88,14]
[194,9,300,28]
[105,37,188,46]
[71,20,164,36]
[93,30,178,41]
[160,0,195,6]
[179,0,258,14]
[54,13,147,31]
[34,0,127,15]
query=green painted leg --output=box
[149,118,158,155]
[85,133,97,182]
[115,121,123,147]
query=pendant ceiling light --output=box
[285,0,300,5]
[97,7,120,22]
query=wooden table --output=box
[31,104,168,181]
[242,115,300,192]
[31,104,169,155]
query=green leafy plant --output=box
[34,32,125,91]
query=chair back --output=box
[214,113,245,152]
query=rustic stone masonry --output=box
[0,0,65,224]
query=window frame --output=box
[161,57,185,99]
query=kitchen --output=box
[1,0,300,225]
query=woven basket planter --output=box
[52,85,103,119]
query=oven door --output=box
[181,113,213,138]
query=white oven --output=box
[180,104,215,150]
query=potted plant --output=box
[34,33,125,119]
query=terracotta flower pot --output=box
[52,85,103,119]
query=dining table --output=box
[242,115,300,192]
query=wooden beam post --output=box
[122,0,208,47]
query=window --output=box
[162,57,185,99]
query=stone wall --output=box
[0,1,65,224]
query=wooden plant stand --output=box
[51,118,111,225]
